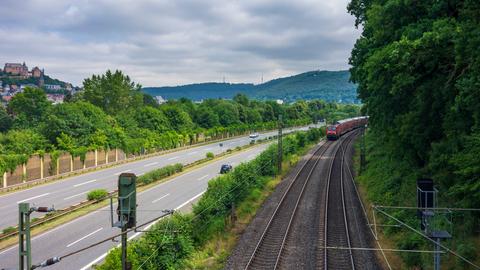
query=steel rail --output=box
[324,131,357,270]
[243,140,332,270]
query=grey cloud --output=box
[0,0,359,86]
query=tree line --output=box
[348,0,479,267]
[0,70,359,174]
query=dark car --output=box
[220,164,232,174]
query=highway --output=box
[0,141,271,270]
[0,126,314,230]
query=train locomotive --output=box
[326,116,368,140]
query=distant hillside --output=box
[143,82,255,100]
[143,70,359,103]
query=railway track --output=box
[243,140,333,270]
[243,130,372,270]
[323,131,358,269]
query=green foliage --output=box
[8,87,51,128]
[83,70,143,115]
[0,108,12,132]
[349,0,480,266]
[206,152,214,159]
[137,163,183,185]
[87,189,109,201]
[2,226,16,234]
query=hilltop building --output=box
[4,62,29,77]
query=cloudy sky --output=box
[0,0,359,87]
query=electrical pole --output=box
[360,126,366,173]
[277,114,283,174]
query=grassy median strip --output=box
[0,138,272,251]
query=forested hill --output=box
[142,70,358,103]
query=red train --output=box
[326,116,368,140]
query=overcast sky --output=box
[0,0,359,87]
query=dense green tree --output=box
[194,106,220,128]
[134,107,170,132]
[213,102,240,126]
[348,0,480,266]
[0,129,49,155]
[40,101,113,146]
[83,70,143,114]
[7,87,51,127]
[0,108,12,132]
[161,106,194,132]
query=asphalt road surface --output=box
[0,142,270,270]
[0,125,316,230]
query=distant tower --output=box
[223,75,225,84]
[39,71,45,87]
[261,73,264,84]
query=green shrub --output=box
[206,152,214,159]
[87,189,109,201]
[2,226,16,234]
[137,163,183,185]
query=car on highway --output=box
[220,164,233,174]
[249,133,259,139]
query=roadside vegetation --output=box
[348,0,480,268]
[95,127,324,269]
[0,70,359,176]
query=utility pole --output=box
[19,203,55,270]
[277,114,283,174]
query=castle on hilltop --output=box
[3,62,44,79]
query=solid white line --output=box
[175,191,206,210]
[144,162,158,167]
[151,193,170,203]
[247,154,256,159]
[73,179,97,187]
[80,191,207,270]
[187,151,198,156]
[114,170,131,176]
[204,147,213,151]
[64,191,89,200]
[66,227,103,248]
[16,193,50,204]
[198,174,209,181]
[167,156,179,161]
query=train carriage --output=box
[326,116,368,140]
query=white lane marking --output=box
[114,170,131,176]
[66,227,103,248]
[175,191,206,210]
[187,151,198,156]
[167,156,179,161]
[198,174,209,181]
[151,193,170,203]
[64,191,89,200]
[247,154,256,159]
[17,193,50,204]
[204,147,213,151]
[80,191,207,270]
[138,173,144,176]
[144,162,158,167]
[73,179,97,187]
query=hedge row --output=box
[137,163,184,185]
[96,127,324,270]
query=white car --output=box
[249,133,259,139]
